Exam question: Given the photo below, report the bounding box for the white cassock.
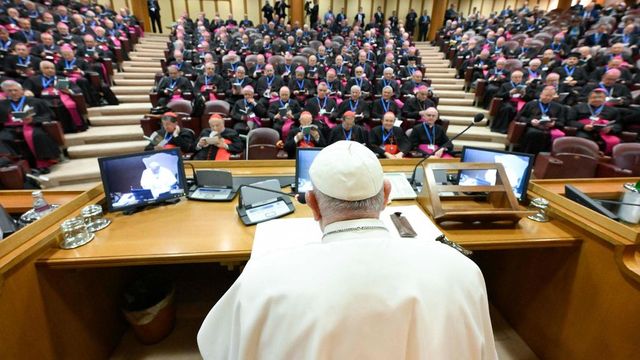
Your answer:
[139,166,177,198]
[198,219,498,360]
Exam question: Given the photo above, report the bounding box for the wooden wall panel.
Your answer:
[159,1,174,23]
[186,0,200,16]
[548,0,559,10]
[216,1,231,18]
[397,0,411,28]
[386,0,398,18]
[172,0,187,19]
[111,0,127,11]
[482,0,494,15]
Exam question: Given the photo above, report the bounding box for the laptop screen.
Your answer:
[295,148,322,192]
[459,146,534,202]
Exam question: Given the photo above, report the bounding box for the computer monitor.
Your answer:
[98,148,187,213]
[295,148,322,192]
[459,146,535,202]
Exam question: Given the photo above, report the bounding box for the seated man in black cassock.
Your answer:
[193,62,226,102]
[268,86,301,139]
[192,114,244,160]
[230,86,266,134]
[400,70,427,98]
[328,111,368,145]
[409,108,453,158]
[374,67,400,97]
[24,61,86,133]
[369,111,411,159]
[517,86,566,155]
[287,66,315,106]
[371,86,400,123]
[553,52,588,89]
[567,89,621,155]
[284,111,327,158]
[155,65,193,108]
[4,42,40,81]
[345,66,373,98]
[0,80,60,173]
[304,82,337,131]
[255,64,283,107]
[491,70,526,134]
[334,85,369,124]
[144,112,196,153]
[402,85,436,120]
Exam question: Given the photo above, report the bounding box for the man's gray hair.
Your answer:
[1,80,22,91]
[314,188,385,214]
[350,85,361,92]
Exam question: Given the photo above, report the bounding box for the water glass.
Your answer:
[81,204,110,232]
[60,217,94,249]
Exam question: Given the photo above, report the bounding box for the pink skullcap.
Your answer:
[343,111,356,118]
[228,50,236,55]
[592,88,607,94]
[60,44,73,51]
[242,85,254,92]
[416,85,428,92]
[295,66,305,72]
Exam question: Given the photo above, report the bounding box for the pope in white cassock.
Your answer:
[197,141,498,360]
[139,161,177,198]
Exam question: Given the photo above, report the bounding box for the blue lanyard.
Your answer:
[551,43,561,51]
[589,104,604,117]
[495,69,503,76]
[0,39,11,50]
[235,78,245,86]
[176,62,183,70]
[422,122,436,145]
[327,82,333,91]
[10,96,26,112]
[304,133,311,142]
[296,79,305,90]
[243,99,253,109]
[598,83,611,96]
[266,76,274,87]
[23,30,34,41]
[169,79,177,89]
[528,69,538,78]
[382,79,390,88]
[382,128,393,143]
[336,65,343,74]
[279,100,288,108]
[510,81,518,88]
[18,56,30,66]
[231,63,238,71]
[65,58,76,69]
[285,64,291,73]
[349,100,358,112]
[204,76,213,85]
[623,34,630,44]
[594,33,601,43]
[408,66,415,75]
[564,65,575,77]
[317,96,327,109]
[164,131,172,141]
[538,101,550,115]
[343,127,352,141]
[41,76,55,88]
[355,77,362,87]
[381,99,390,113]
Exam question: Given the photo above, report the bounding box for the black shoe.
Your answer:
[38,167,51,174]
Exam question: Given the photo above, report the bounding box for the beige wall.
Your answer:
[98,0,564,31]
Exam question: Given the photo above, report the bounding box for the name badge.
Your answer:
[263,89,271,98]
[605,97,612,102]
[541,115,550,122]
[427,144,436,151]
[565,76,573,82]
[319,108,326,115]
[589,115,599,122]
[512,93,521,98]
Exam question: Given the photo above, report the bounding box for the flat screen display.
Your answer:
[459,146,534,202]
[98,148,187,212]
[295,148,322,192]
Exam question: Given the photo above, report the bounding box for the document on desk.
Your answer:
[252,205,442,259]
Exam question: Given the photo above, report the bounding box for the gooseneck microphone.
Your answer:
[409,113,485,186]
[238,183,307,204]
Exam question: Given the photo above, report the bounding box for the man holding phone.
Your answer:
[193,114,244,160]
[517,86,566,154]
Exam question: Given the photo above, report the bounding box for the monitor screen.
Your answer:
[98,149,187,212]
[459,146,534,202]
[295,148,322,192]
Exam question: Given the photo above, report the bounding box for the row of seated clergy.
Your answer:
[227,82,435,135]
[284,109,452,159]
[171,47,425,85]
[0,80,61,172]
[22,61,87,133]
[490,68,635,134]
[516,87,623,155]
[1,40,117,108]
[158,61,432,109]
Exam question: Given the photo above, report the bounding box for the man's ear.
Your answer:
[306,191,322,222]
[382,179,392,208]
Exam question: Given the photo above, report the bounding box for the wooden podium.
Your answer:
[416,162,535,224]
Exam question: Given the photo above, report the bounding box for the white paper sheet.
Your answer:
[251,205,442,259]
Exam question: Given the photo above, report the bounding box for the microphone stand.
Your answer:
[409,120,479,187]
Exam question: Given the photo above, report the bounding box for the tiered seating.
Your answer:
[0,1,146,188]
[436,3,640,178]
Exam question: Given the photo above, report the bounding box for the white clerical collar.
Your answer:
[322,218,388,242]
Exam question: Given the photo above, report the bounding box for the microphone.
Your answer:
[409,113,485,187]
[238,183,307,204]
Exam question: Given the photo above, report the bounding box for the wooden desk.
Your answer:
[1,162,639,360]
[37,161,580,269]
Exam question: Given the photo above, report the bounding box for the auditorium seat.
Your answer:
[246,128,287,160]
[533,137,602,179]
[201,100,231,130]
[597,143,640,177]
